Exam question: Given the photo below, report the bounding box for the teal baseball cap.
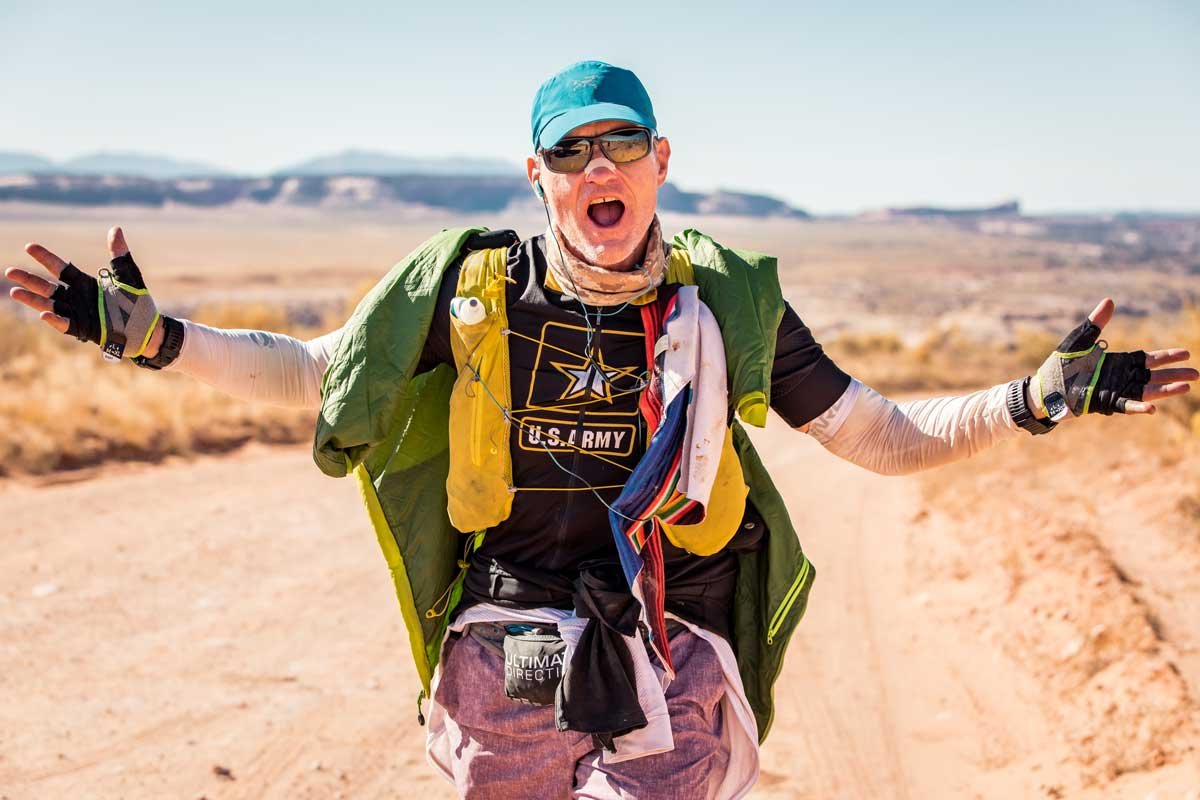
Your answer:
[530,60,657,150]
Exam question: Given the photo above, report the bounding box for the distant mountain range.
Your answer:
[0,149,811,218]
[279,149,516,177]
[0,149,517,179]
[0,152,58,174]
[0,151,230,179]
[882,200,1021,219]
[0,172,812,218]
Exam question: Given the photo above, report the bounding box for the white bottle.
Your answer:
[450,296,486,325]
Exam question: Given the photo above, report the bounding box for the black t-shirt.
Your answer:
[416,234,850,636]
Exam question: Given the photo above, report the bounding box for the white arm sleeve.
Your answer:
[806,378,1020,476]
[163,320,344,410]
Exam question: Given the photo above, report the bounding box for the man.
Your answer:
[6,61,1196,799]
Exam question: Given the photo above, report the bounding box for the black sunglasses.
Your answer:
[538,127,654,174]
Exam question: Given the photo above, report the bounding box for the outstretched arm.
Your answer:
[7,226,342,410]
[804,299,1196,476]
[806,379,1018,475]
[165,321,341,409]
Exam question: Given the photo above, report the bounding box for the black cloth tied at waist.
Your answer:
[554,560,646,751]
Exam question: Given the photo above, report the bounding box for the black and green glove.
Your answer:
[1035,319,1153,419]
[51,253,161,361]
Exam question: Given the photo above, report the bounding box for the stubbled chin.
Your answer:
[576,234,637,267]
[557,212,640,267]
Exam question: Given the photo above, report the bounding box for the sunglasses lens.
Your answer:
[545,139,592,172]
[600,129,651,164]
[543,128,652,173]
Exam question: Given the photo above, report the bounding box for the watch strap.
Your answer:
[133,315,185,371]
[1007,376,1057,435]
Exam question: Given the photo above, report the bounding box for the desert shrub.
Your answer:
[831,330,904,358]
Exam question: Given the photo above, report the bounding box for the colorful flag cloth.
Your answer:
[609,285,728,678]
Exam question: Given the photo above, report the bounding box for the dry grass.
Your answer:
[827,325,1056,393]
[0,306,327,477]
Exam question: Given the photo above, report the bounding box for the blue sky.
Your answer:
[1,1,1196,213]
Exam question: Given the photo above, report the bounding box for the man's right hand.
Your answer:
[6,226,165,359]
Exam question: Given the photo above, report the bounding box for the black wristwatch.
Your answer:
[1006,376,1057,435]
[133,315,185,371]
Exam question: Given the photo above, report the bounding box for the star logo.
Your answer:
[550,355,640,404]
[524,321,645,416]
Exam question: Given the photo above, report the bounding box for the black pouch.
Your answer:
[503,627,567,706]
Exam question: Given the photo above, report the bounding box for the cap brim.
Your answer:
[536,103,655,150]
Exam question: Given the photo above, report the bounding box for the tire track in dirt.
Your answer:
[843,499,912,799]
[747,423,932,800]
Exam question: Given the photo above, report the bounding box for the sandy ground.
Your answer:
[2,415,1197,800]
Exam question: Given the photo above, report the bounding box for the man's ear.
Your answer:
[526,155,542,198]
[654,136,671,187]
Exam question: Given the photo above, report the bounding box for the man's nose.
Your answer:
[583,149,618,182]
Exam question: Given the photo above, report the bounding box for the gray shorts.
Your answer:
[431,624,729,799]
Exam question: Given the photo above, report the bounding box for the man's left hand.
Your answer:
[1032,298,1197,419]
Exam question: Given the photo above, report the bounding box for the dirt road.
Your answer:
[2,420,1196,798]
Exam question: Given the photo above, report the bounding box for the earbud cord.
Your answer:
[538,184,652,393]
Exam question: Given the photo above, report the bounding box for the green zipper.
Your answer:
[766,557,812,645]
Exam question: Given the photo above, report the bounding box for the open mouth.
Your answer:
[587,197,626,228]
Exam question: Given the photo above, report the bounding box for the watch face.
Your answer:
[1044,391,1069,422]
